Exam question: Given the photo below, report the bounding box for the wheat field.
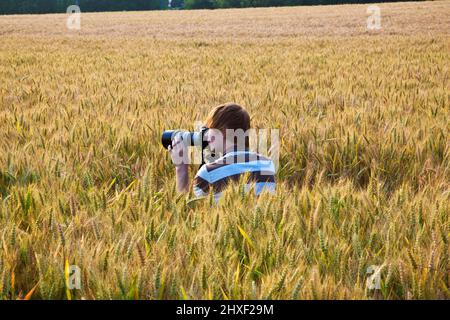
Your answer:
[0,1,449,300]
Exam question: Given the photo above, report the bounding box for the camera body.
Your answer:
[161,127,209,150]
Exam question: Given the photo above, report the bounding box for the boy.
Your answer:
[168,103,276,201]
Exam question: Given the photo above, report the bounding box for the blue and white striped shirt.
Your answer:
[193,150,276,201]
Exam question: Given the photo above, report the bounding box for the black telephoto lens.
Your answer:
[161,127,209,150]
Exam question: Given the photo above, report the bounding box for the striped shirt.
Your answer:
[193,150,276,201]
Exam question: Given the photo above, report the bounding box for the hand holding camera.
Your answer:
[167,133,189,168]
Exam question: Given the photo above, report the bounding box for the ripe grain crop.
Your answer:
[0,1,449,299]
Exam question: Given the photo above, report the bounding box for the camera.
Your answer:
[161,127,209,150]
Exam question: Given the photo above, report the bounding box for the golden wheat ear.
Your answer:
[22,282,40,301]
[186,196,207,208]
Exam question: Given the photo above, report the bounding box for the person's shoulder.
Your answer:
[251,152,276,174]
[243,151,272,164]
[203,154,230,172]
[253,152,271,162]
[195,164,211,181]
